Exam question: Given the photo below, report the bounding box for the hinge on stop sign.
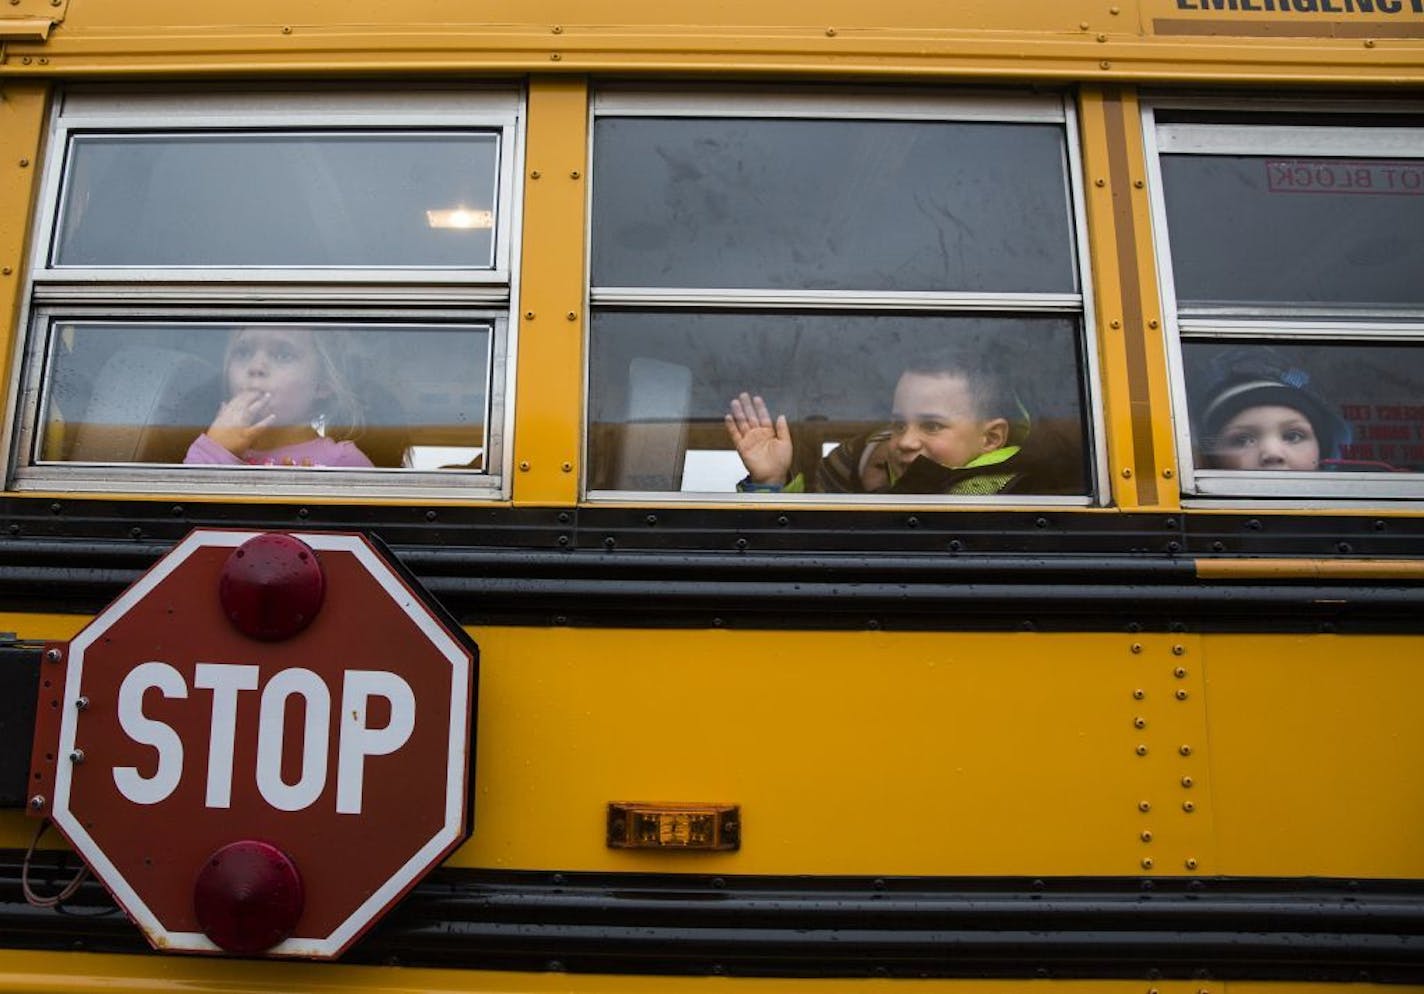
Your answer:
[27,641,69,819]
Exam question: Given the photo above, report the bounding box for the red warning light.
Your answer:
[193,840,305,955]
[218,533,325,641]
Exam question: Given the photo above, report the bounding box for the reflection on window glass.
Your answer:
[588,312,1088,495]
[1184,341,1424,474]
[39,322,490,470]
[1161,155,1424,307]
[55,133,500,268]
[591,118,1077,293]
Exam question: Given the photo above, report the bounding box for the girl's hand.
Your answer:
[205,389,276,455]
[724,392,793,485]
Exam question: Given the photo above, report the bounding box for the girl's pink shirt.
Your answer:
[184,432,374,468]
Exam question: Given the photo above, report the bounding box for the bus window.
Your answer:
[35,320,490,471]
[585,90,1097,501]
[9,90,517,496]
[1149,105,1424,500]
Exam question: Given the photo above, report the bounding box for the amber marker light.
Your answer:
[425,207,494,229]
[607,803,740,851]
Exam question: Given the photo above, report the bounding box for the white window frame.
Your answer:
[584,87,1106,505]
[1143,99,1424,503]
[5,87,524,498]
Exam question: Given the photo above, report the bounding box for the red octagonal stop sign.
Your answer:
[38,529,477,958]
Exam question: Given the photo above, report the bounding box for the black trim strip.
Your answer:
[4,858,1422,982]
[3,504,1424,630]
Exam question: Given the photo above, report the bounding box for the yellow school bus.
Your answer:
[0,0,1422,992]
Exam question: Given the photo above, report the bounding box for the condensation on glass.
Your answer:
[587,95,1093,499]
[592,118,1078,294]
[1152,107,1424,497]
[53,132,501,269]
[37,322,490,471]
[1161,155,1424,308]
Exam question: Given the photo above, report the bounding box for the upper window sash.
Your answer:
[31,90,520,286]
[588,94,1080,298]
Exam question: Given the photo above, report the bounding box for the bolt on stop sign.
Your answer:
[29,530,477,959]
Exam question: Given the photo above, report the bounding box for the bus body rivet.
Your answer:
[1183,801,1196,812]
[45,648,62,663]
[1162,468,1174,478]
[1133,689,1145,700]
[1176,689,1189,701]
[1175,666,1187,678]
[1141,831,1152,842]
[29,795,45,810]
[70,749,85,764]
[19,158,29,167]
[281,25,291,33]
[1138,801,1151,812]
[1186,858,1199,870]
[1,267,11,275]
[1110,319,1121,328]
[1110,5,1121,13]
[1134,717,1146,728]
[1364,38,1375,47]
[1180,744,1192,756]
[1079,21,1089,29]
[1149,319,1159,328]
[1097,32,1107,41]
[1095,178,1106,187]
[1135,744,1148,756]
[1141,857,1153,869]
[75,696,89,710]
[1121,467,1132,478]
[524,311,535,320]
[570,170,580,179]
[519,461,531,471]
[1172,645,1185,655]
[1134,179,1144,188]
[566,311,577,320]
[1100,60,1111,69]
[1181,776,1193,788]
[1130,643,1141,653]
[552,24,562,33]
[562,462,573,472]
[550,52,562,61]
[826,27,837,36]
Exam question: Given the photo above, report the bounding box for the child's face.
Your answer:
[1210,404,1320,471]
[225,328,328,426]
[889,371,1008,473]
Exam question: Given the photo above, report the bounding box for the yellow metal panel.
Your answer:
[448,627,1216,876]
[1078,86,1178,511]
[0,1,1419,82]
[1078,87,1141,509]
[0,951,1333,994]
[0,85,46,413]
[1204,633,1424,878]
[1198,558,1424,580]
[512,76,585,506]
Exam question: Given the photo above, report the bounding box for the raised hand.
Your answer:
[724,392,793,486]
[205,389,277,455]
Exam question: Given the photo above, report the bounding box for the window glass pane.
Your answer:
[1161,154,1424,307]
[588,311,1088,495]
[591,118,1077,293]
[1182,340,1424,474]
[38,321,490,469]
[54,133,500,268]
